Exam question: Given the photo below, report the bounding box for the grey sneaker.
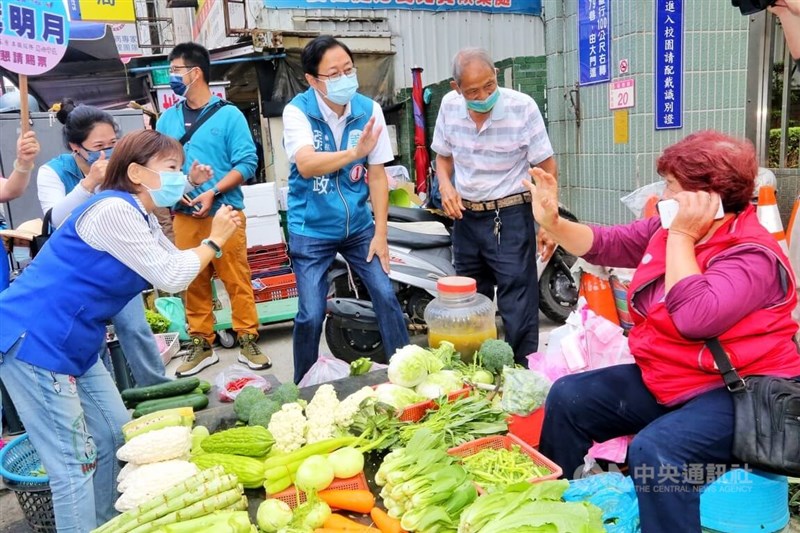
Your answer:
[176,336,219,377]
[237,333,271,370]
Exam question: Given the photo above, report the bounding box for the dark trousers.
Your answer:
[452,203,539,364]
[539,364,737,532]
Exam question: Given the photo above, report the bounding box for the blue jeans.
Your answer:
[452,203,539,364]
[539,364,737,532]
[110,296,169,387]
[0,339,129,532]
[289,227,409,384]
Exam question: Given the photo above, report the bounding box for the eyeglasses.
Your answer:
[317,67,357,83]
[168,65,195,74]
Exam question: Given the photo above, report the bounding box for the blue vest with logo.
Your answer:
[45,153,83,194]
[0,191,150,376]
[287,88,374,240]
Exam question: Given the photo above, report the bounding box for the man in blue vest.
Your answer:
[283,35,409,383]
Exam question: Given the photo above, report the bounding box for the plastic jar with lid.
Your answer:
[424,276,497,363]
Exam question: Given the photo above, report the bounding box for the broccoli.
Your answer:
[233,386,267,422]
[271,382,300,405]
[477,339,515,376]
[248,397,281,428]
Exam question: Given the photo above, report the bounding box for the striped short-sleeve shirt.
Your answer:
[431,88,554,202]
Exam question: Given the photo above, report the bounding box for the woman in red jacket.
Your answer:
[526,130,800,532]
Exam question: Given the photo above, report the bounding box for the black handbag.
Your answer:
[706,337,800,476]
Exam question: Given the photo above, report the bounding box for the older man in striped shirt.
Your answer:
[432,47,558,364]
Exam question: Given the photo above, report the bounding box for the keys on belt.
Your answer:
[461,192,532,212]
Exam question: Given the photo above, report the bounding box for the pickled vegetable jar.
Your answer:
[425,276,497,363]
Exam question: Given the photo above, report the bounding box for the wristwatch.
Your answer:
[211,186,222,197]
[201,238,223,258]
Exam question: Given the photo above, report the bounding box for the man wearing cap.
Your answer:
[432,47,557,364]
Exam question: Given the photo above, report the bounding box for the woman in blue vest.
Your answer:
[0,129,241,532]
[37,99,170,387]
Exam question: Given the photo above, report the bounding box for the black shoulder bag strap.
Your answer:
[31,208,53,259]
[178,100,228,146]
[706,337,747,393]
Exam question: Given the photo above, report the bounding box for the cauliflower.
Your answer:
[334,386,377,428]
[305,385,340,443]
[268,403,308,453]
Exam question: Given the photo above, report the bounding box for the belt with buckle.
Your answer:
[462,192,532,212]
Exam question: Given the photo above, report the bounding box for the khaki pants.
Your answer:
[173,212,258,344]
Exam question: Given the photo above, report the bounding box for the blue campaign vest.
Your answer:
[286,88,374,240]
[0,191,150,376]
[45,154,83,194]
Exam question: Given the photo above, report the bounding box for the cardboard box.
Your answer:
[245,214,283,247]
[243,182,278,218]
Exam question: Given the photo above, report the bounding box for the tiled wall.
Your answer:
[543,0,751,225]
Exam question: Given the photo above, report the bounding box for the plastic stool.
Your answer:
[700,468,789,533]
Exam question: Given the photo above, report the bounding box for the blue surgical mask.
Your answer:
[169,68,196,97]
[12,245,30,264]
[324,74,359,106]
[82,146,114,165]
[465,89,500,114]
[143,169,188,208]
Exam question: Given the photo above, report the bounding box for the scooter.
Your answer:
[324,205,579,362]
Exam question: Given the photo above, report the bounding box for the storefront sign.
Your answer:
[155,83,228,112]
[578,0,611,86]
[111,23,142,62]
[0,0,70,75]
[655,0,683,130]
[264,0,541,15]
[609,78,634,110]
[67,0,136,23]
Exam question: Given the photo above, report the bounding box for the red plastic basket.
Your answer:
[507,407,545,448]
[248,243,288,256]
[448,434,561,492]
[268,472,369,509]
[372,384,472,422]
[253,273,298,303]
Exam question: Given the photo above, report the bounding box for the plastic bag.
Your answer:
[500,368,551,416]
[214,365,272,402]
[563,473,640,533]
[298,353,351,388]
[620,181,665,219]
[154,297,190,341]
[528,298,634,382]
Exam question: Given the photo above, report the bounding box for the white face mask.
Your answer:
[12,245,30,263]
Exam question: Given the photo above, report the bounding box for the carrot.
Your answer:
[317,489,375,514]
[370,507,405,533]
[324,514,371,530]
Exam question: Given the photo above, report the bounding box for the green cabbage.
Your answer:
[375,383,426,409]
[415,370,464,399]
[388,345,431,387]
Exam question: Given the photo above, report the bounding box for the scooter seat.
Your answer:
[387,226,451,249]
[388,205,449,224]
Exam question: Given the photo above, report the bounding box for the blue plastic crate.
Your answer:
[700,468,789,533]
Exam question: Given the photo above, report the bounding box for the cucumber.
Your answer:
[198,380,211,394]
[121,377,201,403]
[132,393,209,418]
